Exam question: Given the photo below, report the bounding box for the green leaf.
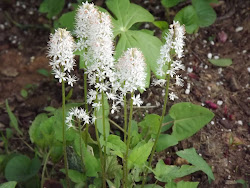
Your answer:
[0,181,17,188]
[106,155,122,181]
[236,179,248,188]
[153,21,169,31]
[106,135,126,158]
[54,11,76,32]
[174,6,199,34]
[154,160,200,182]
[170,102,214,141]
[29,113,48,143]
[176,181,199,188]
[39,0,65,19]
[161,114,174,132]
[74,135,101,177]
[5,100,22,136]
[37,68,49,77]
[176,148,215,180]
[106,0,162,87]
[106,0,154,36]
[29,115,55,148]
[156,134,178,152]
[139,114,160,140]
[192,0,216,27]
[50,142,63,163]
[65,88,73,101]
[68,169,86,184]
[208,58,233,67]
[161,0,185,8]
[135,185,162,188]
[5,155,41,182]
[20,89,28,98]
[128,140,154,168]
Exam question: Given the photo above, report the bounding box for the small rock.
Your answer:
[235,26,243,32]
[207,53,212,59]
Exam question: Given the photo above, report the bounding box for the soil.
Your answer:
[0,0,249,187]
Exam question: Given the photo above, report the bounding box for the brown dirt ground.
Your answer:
[0,0,249,187]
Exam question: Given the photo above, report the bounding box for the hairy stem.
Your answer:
[141,65,171,187]
[62,80,70,187]
[101,91,107,187]
[124,92,134,187]
[94,109,106,188]
[84,73,89,146]
[122,95,128,187]
[78,120,84,170]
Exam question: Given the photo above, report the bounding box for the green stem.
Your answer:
[94,110,106,188]
[122,95,128,188]
[141,65,171,187]
[124,92,134,188]
[41,149,52,188]
[78,120,84,170]
[62,80,70,188]
[84,73,89,147]
[109,119,126,134]
[101,91,107,187]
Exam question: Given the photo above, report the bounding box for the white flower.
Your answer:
[48,28,77,86]
[132,94,143,107]
[115,48,147,93]
[93,102,102,111]
[65,107,90,129]
[175,75,184,87]
[54,69,66,83]
[169,92,178,101]
[67,74,78,87]
[151,79,166,87]
[153,21,185,101]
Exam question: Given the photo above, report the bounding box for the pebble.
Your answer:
[218,68,223,74]
[210,41,215,45]
[235,26,243,32]
[207,53,212,59]
[203,40,207,44]
[204,65,208,69]
[237,120,243,125]
[187,67,193,73]
[242,50,247,54]
[217,100,223,106]
[207,86,211,91]
[247,67,250,73]
[214,55,219,59]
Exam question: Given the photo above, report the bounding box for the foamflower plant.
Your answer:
[36,2,215,188]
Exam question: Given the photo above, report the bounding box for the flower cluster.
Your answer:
[75,2,115,108]
[48,28,77,86]
[155,21,186,100]
[110,48,147,109]
[66,107,90,129]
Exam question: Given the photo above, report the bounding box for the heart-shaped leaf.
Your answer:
[170,102,214,141]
